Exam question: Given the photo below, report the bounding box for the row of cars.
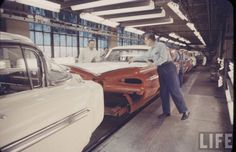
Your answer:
[0,32,196,152]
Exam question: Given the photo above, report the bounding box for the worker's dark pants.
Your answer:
[157,62,188,114]
[179,68,184,88]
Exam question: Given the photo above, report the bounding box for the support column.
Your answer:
[108,36,117,49]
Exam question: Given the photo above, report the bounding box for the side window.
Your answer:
[23,48,42,88]
[0,46,31,95]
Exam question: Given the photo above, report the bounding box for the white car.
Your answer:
[0,32,104,152]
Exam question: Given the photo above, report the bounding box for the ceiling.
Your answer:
[52,0,232,50]
[2,0,233,50]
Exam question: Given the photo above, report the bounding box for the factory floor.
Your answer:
[92,66,233,152]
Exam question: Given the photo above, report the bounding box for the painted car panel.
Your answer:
[66,46,160,116]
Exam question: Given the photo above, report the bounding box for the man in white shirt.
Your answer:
[78,39,101,62]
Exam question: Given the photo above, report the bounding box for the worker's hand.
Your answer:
[145,59,154,66]
[128,57,134,64]
[146,61,154,66]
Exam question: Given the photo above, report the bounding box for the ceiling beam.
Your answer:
[62,0,96,8]
[81,0,151,13]
[150,29,222,33]
[120,17,174,27]
[100,8,162,19]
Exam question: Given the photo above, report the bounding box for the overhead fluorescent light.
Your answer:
[168,40,174,43]
[186,22,197,31]
[128,18,174,27]
[187,22,206,46]
[174,41,179,45]
[71,0,135,11]
[9,0,60,12]
[198,35,206,46]
[124,27,145,35]
[167,1,188,21]
[159,37,169,42]
[169,32,191,44]
[155,35,159,39]
[194,31,200,36]
[92,0,155,16]
[178,37,186,42]
[169,32,179,39]
[80,13,119,27]
[185,40,191,44]
[179,43,186,46]
[111,9,165,22]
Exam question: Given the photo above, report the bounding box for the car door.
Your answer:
[0,44,98,152]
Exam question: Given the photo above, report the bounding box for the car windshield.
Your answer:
[45,57,72,85]
[105,49,148,62]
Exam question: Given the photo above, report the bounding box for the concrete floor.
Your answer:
[92,66,233,152]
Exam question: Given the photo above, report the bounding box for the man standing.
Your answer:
[78,39,101,62]
[130,33,190,120]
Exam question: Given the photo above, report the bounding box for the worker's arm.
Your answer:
[78,49,84,63]
[129,51,150,63]
[92,51,101,62]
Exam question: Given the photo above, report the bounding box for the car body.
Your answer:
[0,32,104,152]
[170,48,194,73]
[63,45,160,116]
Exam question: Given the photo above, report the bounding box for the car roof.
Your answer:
[0,32,34,45]
[105,45,150,58]
[111,45,150,50]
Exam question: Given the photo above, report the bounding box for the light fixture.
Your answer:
[159,37,169,42]
[169,32,191,44]
[92,0,155,16]
[185,40,191,44]
[9,0,61,12]
[167,1,188,21]
[110,9,165,22]
[174,41,179,45]
[124,27,145,35]
[194,31,200,36]
[168,39,174,43]
[71,0,136,11]
[187,22,206,46]
[198,35,206,46]
[169,32,179,39]
[80,13,119,27]
[178,37,185,42]
[127,18,174,27]
[186,22,197,31]
[155,35,159,39]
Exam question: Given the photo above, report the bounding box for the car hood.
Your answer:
[72,62,148,75]
[0,77,101,148]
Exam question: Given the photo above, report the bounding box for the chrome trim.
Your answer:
[140,67,157,73]
[147,75,159,81]
[1,108,90,152]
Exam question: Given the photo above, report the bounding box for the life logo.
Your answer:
[199,132,233,150]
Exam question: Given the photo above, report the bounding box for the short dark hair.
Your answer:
[143,32,156,41]
[88,39,95,43]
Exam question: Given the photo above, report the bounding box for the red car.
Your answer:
[169,48,194,73]
[67,45,160,116]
